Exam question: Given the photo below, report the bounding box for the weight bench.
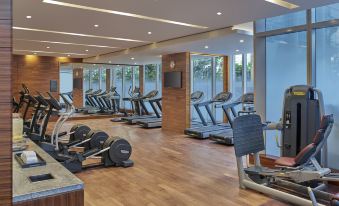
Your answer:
[233,114,339,206]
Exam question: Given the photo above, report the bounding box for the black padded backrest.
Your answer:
[143,90,159,99]
[242,93,254,103]
[212,91,232,102]
[233,114,265,157]
[191,91,204,103]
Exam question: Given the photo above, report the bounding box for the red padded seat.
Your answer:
[275,144,316,167]
[274,157,296,167]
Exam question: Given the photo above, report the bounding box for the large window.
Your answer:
[90,68,100,91]
[100,68,106,91]
[83,68,90,93]
[191,56,213,123]
[123,66,133,109]
[255,2,339,169]
[215,57,224,122]
[232,54,243,99]
[265,32,307,156]
[191,55,226,123]
[134,67,140,91]
[59,65,73,103]
[314,3,339,22]
[230,53,254,101]
[110,65,141,109]
[144,64,158,94]
[315,26,339,169]
[112,66,123,107]
[245,53,254,93]
[256,11,306,32]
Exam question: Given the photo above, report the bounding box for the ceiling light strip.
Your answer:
[42,0,208,29]
[265,0,299,9]
[13,27,147,43]
[14,38,119,49]
[13,49,88,56]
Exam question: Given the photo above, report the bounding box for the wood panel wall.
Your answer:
[139,65,144,94]
[223,56,229,92]
[14,190,84,206]
[106,69,111,89]
[73,68,83,108]
[12,55,82,100]
[161,52,190,133]
[0,0,12,205]
[223,56,230,122]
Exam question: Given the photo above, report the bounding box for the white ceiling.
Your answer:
[86,28,254,65]
[13,0,338,62]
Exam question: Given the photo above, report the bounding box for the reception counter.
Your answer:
[13,139,84,206]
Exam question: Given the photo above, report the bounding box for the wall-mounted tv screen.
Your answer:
[73,78,83,90]
[164,71,182,88]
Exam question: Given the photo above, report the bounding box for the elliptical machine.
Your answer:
[39,93,134,173]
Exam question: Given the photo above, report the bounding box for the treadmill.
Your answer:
[184,91,233,139]
[137,97,162,128]
[121,90,159,124]
[209,93,255,145]
[190,91,205,128]
[138,91,205,129]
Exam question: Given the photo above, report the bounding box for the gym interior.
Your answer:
[1,0,339,205]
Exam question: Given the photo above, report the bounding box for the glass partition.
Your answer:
[315,26,339,168]
[123,66,133,109]
[215,57,224,122]
[314,3,339,22]
[59,64,73,103]
[232,54,243,100]
[134,66,140,90]
[100,68,106,91]
[255,2,339,169]
[144,64,158,94]
[266,32,307,156]
[83,68,90,93]
[90,68,100,91]
[256,11,306,32]
[191,55,213,123]
[245,53,254,93]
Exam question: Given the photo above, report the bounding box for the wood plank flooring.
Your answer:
[49,118,288,206]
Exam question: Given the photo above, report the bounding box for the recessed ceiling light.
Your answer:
[13,49,87,56]
[108,61,112,63]
[26,16,32,19]
[46,46,50,48]
[240,39,244,43]
[265,0,299,9]
[13,27,148,43]
[134,63,137,65]
[33,52,37,55]
[148,31,152,35]
[42,0,208,29]
[131,57,135,60]
[204,45,209,49]
[236,49,239,52]
[94,24,99,27]
[14,38,119,49]
[217,12,222,16]
[67,54,71,57]
[85,49,89,51]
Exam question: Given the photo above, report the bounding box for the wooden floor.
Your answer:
[53,118,288,206]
